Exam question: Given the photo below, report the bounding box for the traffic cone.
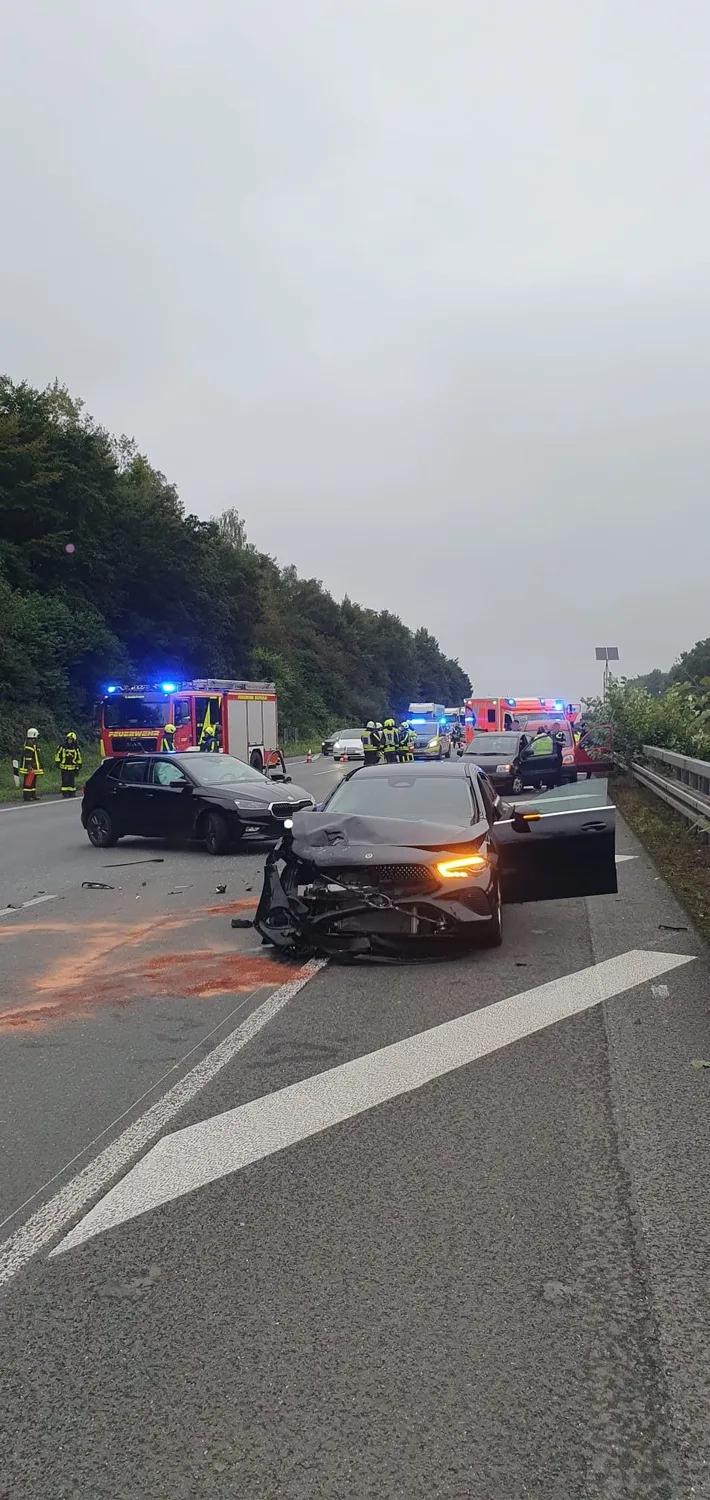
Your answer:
[306,749,313,763]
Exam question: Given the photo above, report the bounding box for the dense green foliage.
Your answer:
[585,658,710,766]
[0,377,469,753]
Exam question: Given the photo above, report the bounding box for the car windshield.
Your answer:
[337,730,364,742]
[104,696,166,729]
[465,734,520,754]
[325,773,474,824]
[184,755,267,786]
[410,721,441,735]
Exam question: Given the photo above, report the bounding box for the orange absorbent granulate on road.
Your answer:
[0,916,296,1033]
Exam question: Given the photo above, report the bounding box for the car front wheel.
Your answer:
[478,880,503,947]
[511,774,524,795]
[86,808,119,848]
[204,810,231,855]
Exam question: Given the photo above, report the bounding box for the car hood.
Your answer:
[289,810,481,861]
[203,779,313,808]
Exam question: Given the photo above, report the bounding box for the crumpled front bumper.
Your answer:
[253,844,495,957]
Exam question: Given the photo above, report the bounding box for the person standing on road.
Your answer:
[527,725,554,757]
[159,721,176,753]
[382,717,398,764]
[398,721,413,762]
[361,722,380,766]
[374,721,385,758]
[553,728,566,786]
[450,721,464,755]
[54,731,83,798]
[19,728,43,802]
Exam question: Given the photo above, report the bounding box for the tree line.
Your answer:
[0,377,470,752]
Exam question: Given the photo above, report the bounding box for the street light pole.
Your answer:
[595,646,619,699]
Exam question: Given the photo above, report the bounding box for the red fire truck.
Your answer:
[98,679,284,772]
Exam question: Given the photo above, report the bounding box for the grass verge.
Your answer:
[609,772,710,945]
[0,748,101,804]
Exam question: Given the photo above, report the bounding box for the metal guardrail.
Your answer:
[631,744,710,838]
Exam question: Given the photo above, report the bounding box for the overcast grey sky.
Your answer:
[2,0,709,697]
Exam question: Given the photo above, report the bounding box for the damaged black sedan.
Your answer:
[254,763,617,958]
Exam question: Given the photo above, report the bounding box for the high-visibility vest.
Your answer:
[530,734,554,756]
[160,725,176,752]
[55,743,82,770]
[383,726,397,753]
[361,729,378,753]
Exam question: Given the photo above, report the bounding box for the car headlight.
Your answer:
[234,799,259,809]
[436,853,489,879]
[496,763,512,773]
[428,738,439,748]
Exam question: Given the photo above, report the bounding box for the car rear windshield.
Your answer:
[185,755,267,786]
[465,734,519,754]
[325,774,475,824]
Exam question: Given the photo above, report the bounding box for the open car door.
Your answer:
[575,724,614,775]
[491,780,617,904]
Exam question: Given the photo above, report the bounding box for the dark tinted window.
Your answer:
[121,758,148,784]
[477,773,498,824]
[104,759,122,780]
[173,699,191,727]
[104,697,165,729]
[465,734,520,756]
[150,759,188,787]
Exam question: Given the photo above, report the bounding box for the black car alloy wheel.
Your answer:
[204,810,231,855]
[86,807,118,848]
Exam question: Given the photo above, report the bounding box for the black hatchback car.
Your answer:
[81,752,315,855]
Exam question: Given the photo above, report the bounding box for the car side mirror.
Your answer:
[511,807,540,833]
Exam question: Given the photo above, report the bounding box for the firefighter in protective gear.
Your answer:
[160,722,176,753]
[398,722,414,762]
[382,718,398,764]
[199,706,219,752]
[20,729,43,802]
[361,721,380,766]
[55,732,82,798]
[374,722,385,757]
[451,721,464,754]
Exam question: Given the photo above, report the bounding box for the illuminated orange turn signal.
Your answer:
[436,853,489,879]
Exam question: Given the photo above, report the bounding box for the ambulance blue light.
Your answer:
[161,682,177,694]
[106,684,118,694]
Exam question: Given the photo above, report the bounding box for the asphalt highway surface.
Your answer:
[1,755,709,1499]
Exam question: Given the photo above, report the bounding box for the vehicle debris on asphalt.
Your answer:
[81,881,114,890]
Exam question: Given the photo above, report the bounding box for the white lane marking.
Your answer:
[0,894,58,920]
[53,949,693,1255]
[0,959,326,1287]
[0,799,74,815]
[312,767,355,776]
[615,854,638,864]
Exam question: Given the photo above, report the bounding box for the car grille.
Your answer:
[270,798,313,818]
[110,735,158,753]
[329,863,437,894]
